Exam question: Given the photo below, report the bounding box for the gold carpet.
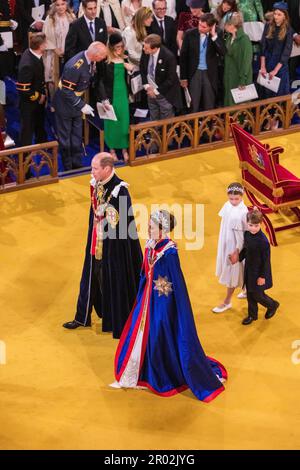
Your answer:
[1,135,300,450]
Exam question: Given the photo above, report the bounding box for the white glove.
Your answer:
[10,20,18,31]
[81,104,95,117]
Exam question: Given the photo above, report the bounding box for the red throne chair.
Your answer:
[231,123,300,246]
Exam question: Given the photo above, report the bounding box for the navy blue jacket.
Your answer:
[53,51,92,117]
[239,230,273,292]
[16,49,45,103]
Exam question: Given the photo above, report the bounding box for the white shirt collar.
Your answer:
[90,169,115,188]
[154,14,165,24]
[84,15,95,28]
[29,49,43,59]
[151,48,160,61]
[100,168,115,185]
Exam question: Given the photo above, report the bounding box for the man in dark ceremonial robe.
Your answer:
[63,153,143,339]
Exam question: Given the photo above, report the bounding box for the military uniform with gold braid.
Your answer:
[16,47,47,146]
[52,50,94,170]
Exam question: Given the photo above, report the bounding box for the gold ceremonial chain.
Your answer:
[91,183,113,220]
[91,182,114,260]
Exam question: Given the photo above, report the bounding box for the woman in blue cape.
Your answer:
[111,210,227,402]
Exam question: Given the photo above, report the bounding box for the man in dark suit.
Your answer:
[64,0,107,62]
[180,12,226,112]
[16,0,51,49]
[140,34,182,121]
[16,32,47,146]
[147,0,178,59]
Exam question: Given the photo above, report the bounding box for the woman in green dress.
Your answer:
[98,33,134,162]
[223,12,253,106]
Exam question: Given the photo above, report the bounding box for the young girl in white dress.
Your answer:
[212,182,248,313]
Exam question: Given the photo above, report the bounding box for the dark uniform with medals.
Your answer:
[64,170,143,339]
[16,48,47,146]
[53,51,94,171]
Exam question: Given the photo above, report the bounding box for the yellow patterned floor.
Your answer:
[1,134,300,450]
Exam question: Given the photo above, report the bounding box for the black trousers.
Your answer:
[75,257,102,325]
[19,100,47,146]
[247,290,278,319]
[55,110,83,170]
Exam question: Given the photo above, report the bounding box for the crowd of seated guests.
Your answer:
[0,0,299,166]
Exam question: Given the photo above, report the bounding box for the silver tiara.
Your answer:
[150,210,170,231]
[227,186,244,194]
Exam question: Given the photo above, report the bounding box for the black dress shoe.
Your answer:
[242,316,257,325]
[62,320,91,329]
[265,301,280,319]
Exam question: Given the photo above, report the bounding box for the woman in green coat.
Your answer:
[223,12,253,106]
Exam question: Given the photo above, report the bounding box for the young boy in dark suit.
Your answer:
[230,209,280,325]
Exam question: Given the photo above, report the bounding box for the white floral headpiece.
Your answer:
[150,210,170,232]
[227,186,244,194]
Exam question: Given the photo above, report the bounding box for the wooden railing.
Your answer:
[0,141,59,193]
[1,95,300,193]
[128,95,300,166]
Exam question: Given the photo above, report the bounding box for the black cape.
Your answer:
[75,173,143,338]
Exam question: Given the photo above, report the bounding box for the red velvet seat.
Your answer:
[231,124,300,245]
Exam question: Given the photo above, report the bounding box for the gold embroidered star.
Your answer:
[153,275,173,297]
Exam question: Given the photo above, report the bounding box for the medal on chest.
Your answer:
[91,182,115,260]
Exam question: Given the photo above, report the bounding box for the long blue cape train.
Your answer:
[115,238,227,402]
